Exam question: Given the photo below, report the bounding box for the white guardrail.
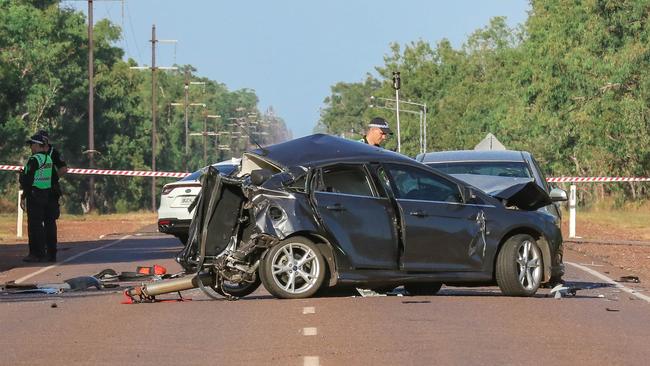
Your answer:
[3,165,650,239]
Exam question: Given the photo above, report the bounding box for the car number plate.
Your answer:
[180,197,194,206]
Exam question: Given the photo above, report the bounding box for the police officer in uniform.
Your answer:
[37,130,66,262]
[20,134,55,262]
[358,117,392,147]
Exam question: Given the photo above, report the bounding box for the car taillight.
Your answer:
[158,219,171,225]
[161,183,201,195]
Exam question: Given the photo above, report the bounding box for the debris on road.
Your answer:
[64,276,103,291]
[355,288,386,297]
[548,284,579,299]
[616,275,640,284]
[605,307,620,312]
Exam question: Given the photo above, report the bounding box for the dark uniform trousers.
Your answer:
[27,189,57,259]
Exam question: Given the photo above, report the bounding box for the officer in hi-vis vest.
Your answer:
[20,133,55,263]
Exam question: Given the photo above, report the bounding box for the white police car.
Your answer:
[157,158,240,243]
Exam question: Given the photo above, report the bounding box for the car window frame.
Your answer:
[311,163,381,199]
[381,162,465,204]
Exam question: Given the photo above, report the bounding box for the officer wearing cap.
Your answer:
[19,134,55,262]
[37,130,66,262]
[358,117,392,147]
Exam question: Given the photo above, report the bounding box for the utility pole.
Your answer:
[130,25,177,212]
[87,0,95,212]
[151,25,158,212]
[189,114,220,166]
[171,66,205,171]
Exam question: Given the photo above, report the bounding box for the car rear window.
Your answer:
[427,161,532,178]
[179,164,236,182]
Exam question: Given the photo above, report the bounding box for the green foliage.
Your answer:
[0,2,290,213]
[319,1,650,203]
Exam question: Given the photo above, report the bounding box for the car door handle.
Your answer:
[409,210,429,217]
[325,204,346,211]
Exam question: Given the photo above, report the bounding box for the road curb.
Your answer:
[565,238,650,247]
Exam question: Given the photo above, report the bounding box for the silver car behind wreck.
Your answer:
[172,134,564,300]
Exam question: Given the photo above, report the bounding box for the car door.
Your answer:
[311,164,399,270]
[382,163,485,272]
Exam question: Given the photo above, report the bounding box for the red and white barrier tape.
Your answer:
[2,164,649,182]
[0,165,190,178]
[547,177,650,183]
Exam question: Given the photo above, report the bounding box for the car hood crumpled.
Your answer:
[451,174,552,211]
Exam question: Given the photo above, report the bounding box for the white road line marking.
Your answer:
[303,327,318,336]
[304,356,320,366]
[303,306,315,314]
[567,261,650,303]
[14,235,132,284]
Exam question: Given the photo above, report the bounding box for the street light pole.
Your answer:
[392,71,401,153]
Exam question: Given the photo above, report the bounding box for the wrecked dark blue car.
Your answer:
[178,134,564,299]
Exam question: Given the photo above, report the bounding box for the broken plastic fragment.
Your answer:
[616,276,640,284]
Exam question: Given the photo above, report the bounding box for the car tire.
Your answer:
[404,282,442,296]
[214,275,261,298]
[260,237,326,299]
[496,234,543,296]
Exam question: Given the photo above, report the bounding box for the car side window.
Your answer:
[316,165,375,197]
[385,164,462,203]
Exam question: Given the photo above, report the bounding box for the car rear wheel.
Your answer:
[214,275,261,298]
[260,237,326,299]
[404,282,442,296]
[496,234,543,296]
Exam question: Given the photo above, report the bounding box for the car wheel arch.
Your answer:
[493,228,552,283]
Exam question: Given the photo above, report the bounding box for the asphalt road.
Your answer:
[1,234,649,366]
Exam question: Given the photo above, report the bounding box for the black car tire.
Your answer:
[214,275,261,298]
[496,234,543,296]
[404,282,442,296]
[260,237,326,299]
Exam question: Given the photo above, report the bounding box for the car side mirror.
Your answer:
[463,187,478,204]
[549,187,568,202]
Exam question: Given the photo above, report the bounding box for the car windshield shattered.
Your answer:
[172,134,564,300]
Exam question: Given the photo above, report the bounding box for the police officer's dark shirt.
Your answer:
[47,145,66,196]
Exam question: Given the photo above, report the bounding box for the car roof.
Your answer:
[248,133,416,169]
[417,150,529,163]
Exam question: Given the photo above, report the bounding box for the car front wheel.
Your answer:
[260,237,326,299]
[496,234,543,296]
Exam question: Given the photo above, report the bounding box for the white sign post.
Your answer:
[17,190,23,238]
[569,184,577,238]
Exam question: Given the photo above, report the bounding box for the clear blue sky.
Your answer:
[63,0,530,138]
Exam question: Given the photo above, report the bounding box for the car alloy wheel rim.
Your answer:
[516,240,542,290]
[271,242,320,294]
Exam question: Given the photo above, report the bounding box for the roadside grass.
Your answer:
[567,200,650,231]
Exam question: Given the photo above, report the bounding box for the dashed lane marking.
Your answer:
[303,327,318,336]
[304,356,320,366]
[303,306,315,314]
[14,235,132,284]
[567,261,650,303]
